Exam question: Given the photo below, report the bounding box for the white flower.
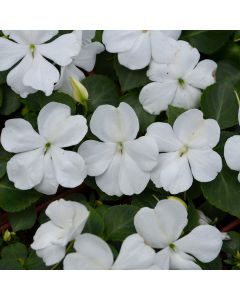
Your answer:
[31,199,89,266]
[78,102,159,196]
[63,233,155,270]
[134,199,223,270]
[55,30,104,97]
[0,30,80,97]
[139,41,217,115]
[102,30,181,70]
[0,102,87,195]
[147,109,222,194]
[224,106,240,177]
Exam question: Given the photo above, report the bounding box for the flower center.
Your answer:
[142,30,149,33]
[179,145,188,157]
[116,142,124,154]
[29,44,36,57]
[169,243,176,251]
[178,78,185,88]
[44,142,51,154]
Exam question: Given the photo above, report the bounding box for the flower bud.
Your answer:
[3,229,15,242]
[167,196,187,208]
[70,77,88,105]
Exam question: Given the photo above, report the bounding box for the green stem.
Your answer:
[234,89,240,106]
[51,240,74,270]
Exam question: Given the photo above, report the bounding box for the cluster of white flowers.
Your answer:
[31,198,222,270]
[0,30,236,270]
[0,101,224,195]
[0,30,104,98]
[103,30,217,115]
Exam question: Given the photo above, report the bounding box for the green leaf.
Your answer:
[201,165,240,218]
[184,200,200,232]
[81,75,119,112]
[214,131,236,156]
[104,205,138,241]
[83,209,104,237]
[24,250,48,270]
[182,30,233,54]
[200,256,223,270]
[131,189,160,208]
[114,59,149,92]
[0,71,8,84]
[0,258,22,270]
[216,60,240,84]
[0,146,11,179]
[9,206,37,231]
[167,105,186,126]
[25,91,76,114]
[0,86,3,108]
[0,84,21,115]
[201,82,238,129]
[0,177,41,212]
[1,242,27,260]
[222,231,240,254]
[120,90,155,132]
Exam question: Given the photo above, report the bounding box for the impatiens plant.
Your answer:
[0,30,240,270]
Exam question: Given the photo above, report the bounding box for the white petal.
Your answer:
[4,30,58,44]
[175,225,223,263]
[134,199,188,248]
[23,51,59,96]
[160,30,181,39]
[49,115,87,148]
[173,109,221,149]
[38,101,87,147]
[168,41,200,78]
[74,42,104,72]
[102,30,141,52]
[1,119,45,153]
[152,152,193,194]
[188,149,222,182]
[64,233,113,270]
[7,148,44,190]
[185,59,217,90]
[81,30,94,43]
[37,102,71,141]
[151,31,179,64]
[147,60,175,82]
[35,152,58,195]
[154,247,170,270]
[112,234,155,270]
[169,250,201,270]
[96,153,122,196]
[90,102,139,142]
[6,53,37,98]
[46,199,89,231]
[124,136,159,171]
[139,82,177,115]
[118,152,151,195]
[224,135,240,171]
[31,221,65,250]
[54,64,85,96]
[0,37,27,70]
[36,244,66,266]
[172,84,201,110]
[118,33,151,70]
[78,140,117,176]
[38,33,80,66]
[51,147,86,188]
[146,122,182,152]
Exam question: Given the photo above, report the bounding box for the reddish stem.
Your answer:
[221,219,240,232]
